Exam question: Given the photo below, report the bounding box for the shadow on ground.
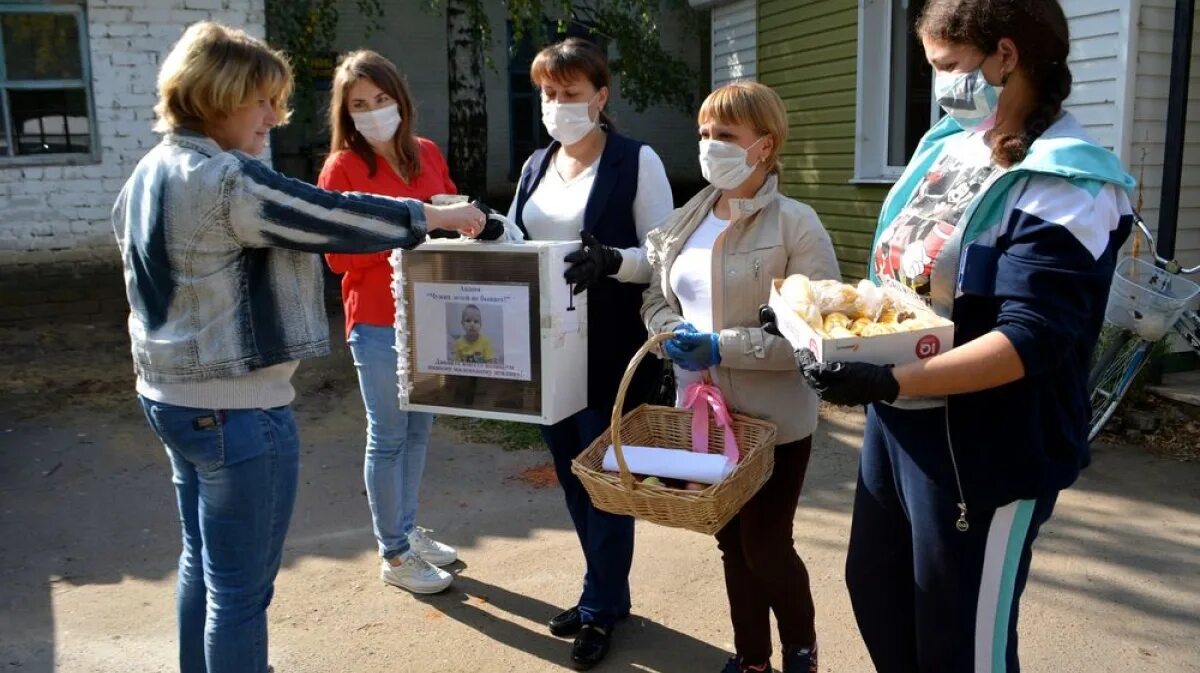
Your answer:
[2,312,1199,672]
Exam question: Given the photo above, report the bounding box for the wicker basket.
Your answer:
[571,333,778,535]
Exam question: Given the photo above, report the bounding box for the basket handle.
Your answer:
[610,332,675,489]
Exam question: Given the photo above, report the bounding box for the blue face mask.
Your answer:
[934,67,1003,130]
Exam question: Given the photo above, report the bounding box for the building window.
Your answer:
[506,24,550,181]
[711,0,756,87]
[0,3,98,164]
[854,0,937,182]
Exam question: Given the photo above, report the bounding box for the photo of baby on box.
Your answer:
[411,281,532,381]
[448,302,502,365]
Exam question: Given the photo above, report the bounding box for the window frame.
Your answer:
[505,21,550,182]
[853,0,938,184]
[0,2,100,167]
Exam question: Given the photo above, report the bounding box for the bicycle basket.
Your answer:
[1105,256,1200,341]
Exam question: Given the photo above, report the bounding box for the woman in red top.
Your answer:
[320,50,459,595]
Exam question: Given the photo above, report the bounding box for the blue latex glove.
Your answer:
[664,327,721,371]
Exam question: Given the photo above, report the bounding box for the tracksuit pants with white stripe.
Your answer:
[847,403,1058,673]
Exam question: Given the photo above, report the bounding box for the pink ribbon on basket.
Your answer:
[681,379,739,464]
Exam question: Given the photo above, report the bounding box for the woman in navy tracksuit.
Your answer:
[768,1,1135,671]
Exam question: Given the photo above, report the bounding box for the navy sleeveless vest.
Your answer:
[514,132,658,411]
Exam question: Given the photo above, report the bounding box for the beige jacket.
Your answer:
[641,175,841,443]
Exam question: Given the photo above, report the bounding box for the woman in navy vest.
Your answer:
[506,37,674,670]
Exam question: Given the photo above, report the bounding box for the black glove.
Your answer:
[759,305,900,405]
[427,199,507,240]
[794,348,900,407]
[471,199,507,241]
[563,230,622,295]
[758,304,782,337]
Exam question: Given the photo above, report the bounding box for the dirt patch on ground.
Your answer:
[511,463,558,489]
[1101,395,1200,462]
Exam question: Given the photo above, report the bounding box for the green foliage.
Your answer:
[437,416,544,451]
[423,0,704,113]
[264,0,386,122]
[570,0,701,113]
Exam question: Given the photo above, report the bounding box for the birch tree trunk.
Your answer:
[446,0,488,199]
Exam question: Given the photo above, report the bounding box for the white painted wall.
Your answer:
[712,0,756,86]
[1127,0,1200,279]
[1061,0,1127,153]
[0,0,266,269]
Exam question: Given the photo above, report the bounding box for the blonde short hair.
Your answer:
[698,81,788,175]
[154,21,293,133]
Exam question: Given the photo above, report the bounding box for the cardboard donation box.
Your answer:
[391,240,587,424]
[767,277,955,367]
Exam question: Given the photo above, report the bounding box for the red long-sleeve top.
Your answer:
[320,139,457,338]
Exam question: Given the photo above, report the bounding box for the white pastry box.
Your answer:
[767,279,955,367]
[390,239,587,424]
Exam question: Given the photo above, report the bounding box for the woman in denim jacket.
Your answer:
[111,22,482,673]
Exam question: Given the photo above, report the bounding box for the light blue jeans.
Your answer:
[348,324,435,559]
[140,396,299,673]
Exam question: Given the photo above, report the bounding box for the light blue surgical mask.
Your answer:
[934,67,1003,130]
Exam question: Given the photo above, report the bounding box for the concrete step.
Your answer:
[1147,370,1200,407]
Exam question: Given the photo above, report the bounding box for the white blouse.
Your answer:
[667,208,729,399]
[507,144,674,283]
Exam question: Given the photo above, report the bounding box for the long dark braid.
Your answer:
[918,0,1072,167]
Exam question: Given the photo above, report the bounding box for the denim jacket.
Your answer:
[112,131,429,384]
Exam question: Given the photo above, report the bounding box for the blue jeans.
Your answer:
[541,407,634,626]
[348,324,435,559]
[140,397,299,673]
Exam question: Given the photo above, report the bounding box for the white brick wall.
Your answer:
[0,0,265,269]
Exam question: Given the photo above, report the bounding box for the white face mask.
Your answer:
[699,136,765,190]
[541,93,599,146]
[351,104,401,143]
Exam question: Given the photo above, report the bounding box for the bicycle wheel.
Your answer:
[1088,336,1153,442]
[1088,327,1133,391]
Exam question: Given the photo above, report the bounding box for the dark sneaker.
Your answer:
[782,644,818,673]
[721,656,773,673]
[549,606,582,637]
[570,623,613,670]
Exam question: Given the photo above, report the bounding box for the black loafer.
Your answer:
[549,606,582,637]
[570,623,613,670]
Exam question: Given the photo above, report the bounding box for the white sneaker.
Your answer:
[380,552,452,594]
[408,527,458,567]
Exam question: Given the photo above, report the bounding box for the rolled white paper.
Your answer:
[602,445,735,485]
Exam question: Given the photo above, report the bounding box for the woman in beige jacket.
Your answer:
[641,82,839,673]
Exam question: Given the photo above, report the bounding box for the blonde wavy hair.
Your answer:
[153,21,293,133]
[698,81,788,175]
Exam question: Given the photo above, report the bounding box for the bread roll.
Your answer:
[780,274,815,310]
[797,302,824,333]
[812,280,859,316]
[823,312,852,333]
[828,325,856,339]
[861,322,899,336]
